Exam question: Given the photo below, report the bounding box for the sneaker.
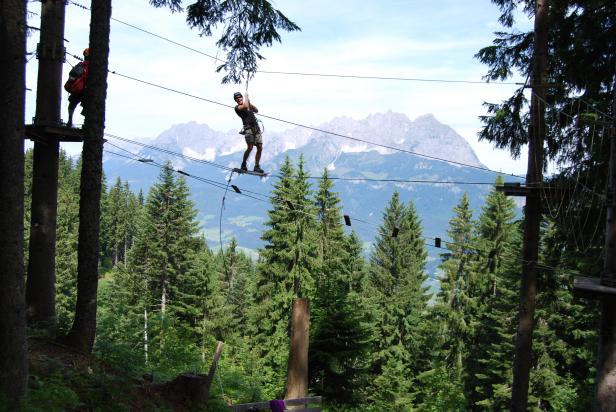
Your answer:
[253,165,264,174]
[240,163,248,171]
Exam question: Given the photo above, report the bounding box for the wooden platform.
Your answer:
[496,182,532,197]
[232,167,268,177]
[230,396,321,412]
[25,124,84,143]
[573,276,616,298]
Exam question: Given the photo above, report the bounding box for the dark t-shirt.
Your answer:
[235,105,258,127]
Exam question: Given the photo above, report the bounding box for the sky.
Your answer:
[25,0,533,175]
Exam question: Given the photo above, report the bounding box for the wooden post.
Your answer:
[163,341,224,405]
[25,0,66,328]
[285,298,310,401]
[596,75,616,411]
[511,0,549,409]
[204,341,224,401]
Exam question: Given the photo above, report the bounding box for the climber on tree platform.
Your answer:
[64,47,90,128]
[234,91,264,174]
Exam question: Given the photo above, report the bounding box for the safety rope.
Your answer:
[219,169,236,281]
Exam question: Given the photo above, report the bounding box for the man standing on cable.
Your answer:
[234,91,264,174]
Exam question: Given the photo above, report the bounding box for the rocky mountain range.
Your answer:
[103,111,508,283]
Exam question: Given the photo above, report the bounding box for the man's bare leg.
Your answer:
[255,144,262,166]
[242,143,254,170]
[253,144,264,173]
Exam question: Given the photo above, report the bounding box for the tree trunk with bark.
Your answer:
[64,0,112,353]
[511,0,549,409]
[0,0,29,406]
[25,0,67,330]
[285,298,310,401]
[595,80,616,411]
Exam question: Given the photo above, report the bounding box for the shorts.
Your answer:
[244,126,263,145]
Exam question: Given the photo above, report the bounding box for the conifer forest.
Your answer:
[2,0,616,411]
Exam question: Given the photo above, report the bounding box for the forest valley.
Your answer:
[15,150,600,411]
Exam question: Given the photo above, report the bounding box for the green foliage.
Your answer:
[220,238,255,336]
[367,191,431,407]
[150,0,300,83]
[434,193,475,378]
[100,178,141,269]
[247,156,319,397]
[476,3,610,407]
[22,373,81,412]
[310,169,375,407]
[414,365,467,411]
[465,182,520,408]
[55,153,81,331]
[30,146,600,410]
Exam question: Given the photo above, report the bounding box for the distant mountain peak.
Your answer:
[145,111,483,169]
[414,113,438,122]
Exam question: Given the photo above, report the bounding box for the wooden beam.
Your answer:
[574,276,616,298]
[25,124,84,143]
[496,183,533,197]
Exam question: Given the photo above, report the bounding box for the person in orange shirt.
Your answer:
[65,48,90,127]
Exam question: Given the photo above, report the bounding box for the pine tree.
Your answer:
[247,156,318,397]
[55,153,81,330]
[466,180,519,409]
[125,164,204,366]
[101,178,142,268]
[422,193,475,409]
[367,192,430,409]
[309,169,374,407]
[437,193,474,370]
[528,219,598,410]
[150,0,301,84]
[221,238,255,336]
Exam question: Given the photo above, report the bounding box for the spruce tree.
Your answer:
[310,169,374,407]
[367,192,430,409]
[529,220,598,410]
[424,193,475,409]
[55,153,81,330]
[466,180,519,409]
[150,0,300,84]
[125,164,203,366]
[248,156,318,397]
[436,193,474,371]
[221,238,255,336]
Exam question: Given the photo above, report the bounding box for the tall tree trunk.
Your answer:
[595,78,616,411]
[64,0,112,353]
[511,0,549,409]
[285,298,310,400]
[0,0,29,406]
[26,0,67,329]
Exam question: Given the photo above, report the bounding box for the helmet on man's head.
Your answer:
[83,48,90,57]
[233,92,242,100]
